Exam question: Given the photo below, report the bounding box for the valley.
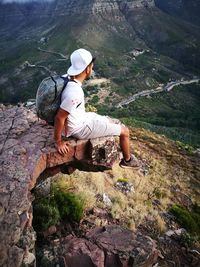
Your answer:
[0,0,200,146]
[0,2,200,266]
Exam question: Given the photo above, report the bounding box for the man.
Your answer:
[54,48,140,168]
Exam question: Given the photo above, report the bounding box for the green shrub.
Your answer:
[176,141,194,153]
[179,232,199,246]
[33,198,60,231]
[89,95,99,104]
[85,104,97,112]
[169,204,200,234]
[33,186,85,232]
[53,190,84,222]
[117,178,128,183]
[192,203,200,230]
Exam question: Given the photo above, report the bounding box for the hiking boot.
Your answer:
[119,154,141,169]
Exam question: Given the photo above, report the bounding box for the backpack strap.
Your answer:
[50,76,77,103]
[59,76,77,101]
[60,76,69,94]
[60,76,77,93]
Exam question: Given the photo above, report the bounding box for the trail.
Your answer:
[37,47,68,60]
[116,78,200,108]
[24,61,56,75]
[24,47,69,75]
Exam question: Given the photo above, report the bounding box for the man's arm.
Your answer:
[54,108,70,155]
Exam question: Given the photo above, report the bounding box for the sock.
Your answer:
[125,157,131,163]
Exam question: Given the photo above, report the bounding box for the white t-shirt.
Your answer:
[60,79,86,137]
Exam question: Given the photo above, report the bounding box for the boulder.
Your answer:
[87,225,159,267]
[58,235,105,267]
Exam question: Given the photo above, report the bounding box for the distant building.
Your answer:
[39,37,48,44]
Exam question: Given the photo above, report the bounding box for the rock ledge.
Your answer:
[0,105,119,267]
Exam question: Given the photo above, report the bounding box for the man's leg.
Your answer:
[74,116,131,161]
[119,126,141,168]
[120,126,130,161]
[73,119,140,168]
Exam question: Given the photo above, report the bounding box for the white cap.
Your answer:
[67,48,93,76]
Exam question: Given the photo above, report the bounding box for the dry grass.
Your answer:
[52,127,200,232]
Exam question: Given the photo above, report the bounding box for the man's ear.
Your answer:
[85,66,90,74]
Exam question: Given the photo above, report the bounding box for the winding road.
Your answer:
[24,61,56,76]
[24,47,68,75]
[37,47,68,60]
[116,78,200,108]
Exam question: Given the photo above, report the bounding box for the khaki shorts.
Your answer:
[72,113,121,140]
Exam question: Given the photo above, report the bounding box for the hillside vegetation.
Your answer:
[0,0,200,103]
[94,82,200,146]
[33,126,200,266]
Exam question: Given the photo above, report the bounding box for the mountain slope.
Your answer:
[1,0,200,103]
[0,0,200,103]
[0,0,200,146]
[155,0,200,27]
[120,3,200,69]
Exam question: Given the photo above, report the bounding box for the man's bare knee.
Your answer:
[120,126,129,138]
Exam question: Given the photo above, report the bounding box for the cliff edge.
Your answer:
[0,104,199,267]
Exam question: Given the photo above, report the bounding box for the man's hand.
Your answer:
[55,141,70,155]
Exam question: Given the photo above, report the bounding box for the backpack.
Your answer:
[36,75,70,126]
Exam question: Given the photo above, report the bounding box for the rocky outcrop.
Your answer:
[0,104,119,267]
[86,225,159,267]
[40,225,159,267]
[91,0,119,14]
[0,0,156,24]
[120,0,155,12]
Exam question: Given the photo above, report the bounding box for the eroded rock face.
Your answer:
[0,105,119,267]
